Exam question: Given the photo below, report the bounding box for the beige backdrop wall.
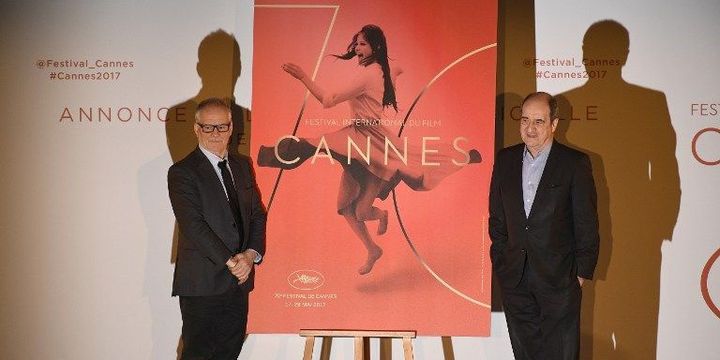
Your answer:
[532,1,720,359]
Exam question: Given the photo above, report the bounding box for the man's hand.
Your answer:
[578,276,587,287]
[227,251,255,284]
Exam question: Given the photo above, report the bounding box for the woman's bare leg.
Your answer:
[340,208,383,275]
[354,174,389,235]
[339,172,389,274]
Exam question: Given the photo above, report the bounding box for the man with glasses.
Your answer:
[168,97,267,358]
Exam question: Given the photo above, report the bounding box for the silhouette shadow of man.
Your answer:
[555,20,680,360]
[166,30,251,163]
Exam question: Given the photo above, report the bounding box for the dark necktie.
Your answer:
[218,160,244,244]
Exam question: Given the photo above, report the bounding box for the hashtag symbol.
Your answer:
[49,72,56,80]
[536,71,542,79]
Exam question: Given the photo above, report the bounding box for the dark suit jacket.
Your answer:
[489,140,599,289]
[168,147,267,296]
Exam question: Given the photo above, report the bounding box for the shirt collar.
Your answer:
[198,145,227,165]
[524,140,553,161]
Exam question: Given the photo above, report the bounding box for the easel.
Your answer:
[300,329,416,360]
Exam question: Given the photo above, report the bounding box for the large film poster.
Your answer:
[249,0,496,335]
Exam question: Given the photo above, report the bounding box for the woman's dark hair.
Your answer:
[334,24,397,112]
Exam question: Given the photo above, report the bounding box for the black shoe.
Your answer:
[469,149,482,164]
[257,139,312,170]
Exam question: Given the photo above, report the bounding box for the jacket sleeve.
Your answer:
[168,164,233,265]
[571,153,600,279]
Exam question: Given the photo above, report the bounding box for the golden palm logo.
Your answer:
[287,270,325,291]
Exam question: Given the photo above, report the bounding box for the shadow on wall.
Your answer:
[160,29,252,359]
[554,20,680,360]
[165,29,251,164]
[493,0,538,313]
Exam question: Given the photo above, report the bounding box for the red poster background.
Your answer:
[249,0,496,335]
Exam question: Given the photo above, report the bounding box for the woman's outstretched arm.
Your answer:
[282,62,365,108]
[282,63,327,104]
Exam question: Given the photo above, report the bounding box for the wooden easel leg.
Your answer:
[379,337,392,360]
[441,336,456,360]
[301,330,415,360]
[364,337,372,360]
[354,336,364,360]
[319,336,333,360]
[303,336,315,360]
[402,337,414,360]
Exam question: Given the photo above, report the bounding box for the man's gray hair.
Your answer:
[195,97,231,122]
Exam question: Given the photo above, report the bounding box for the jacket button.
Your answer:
[521,249,526,253]
[232,222,237,228]
[525,225,529,230]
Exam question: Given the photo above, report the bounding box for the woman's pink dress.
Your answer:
[304,63,472,212]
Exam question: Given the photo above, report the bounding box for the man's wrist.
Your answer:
[245,249,262,263]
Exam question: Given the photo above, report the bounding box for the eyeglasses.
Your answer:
[196,123,231,133]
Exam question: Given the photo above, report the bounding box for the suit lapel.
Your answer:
[193,148,245,250]
[193,148,238,236]
[193,149,228,205]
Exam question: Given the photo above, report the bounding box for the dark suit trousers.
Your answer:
[501,264,582,360]
[179,286,249,360]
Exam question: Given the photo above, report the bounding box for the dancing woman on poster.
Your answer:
[258,24,480,275]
